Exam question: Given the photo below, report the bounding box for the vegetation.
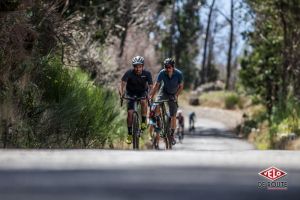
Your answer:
[1,55,126,148]
[159,0,203,88]
[1,0,300,150]
[239,0,300,149]
[199,91,246,109]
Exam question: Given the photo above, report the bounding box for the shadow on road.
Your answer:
[0,167,299,200]
[185,126,239,139]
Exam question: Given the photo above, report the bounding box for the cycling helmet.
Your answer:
[163,58,175,67]
[132,56,144,66]
[177,109,183,114]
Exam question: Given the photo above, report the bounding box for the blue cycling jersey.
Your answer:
[156,68,183,95]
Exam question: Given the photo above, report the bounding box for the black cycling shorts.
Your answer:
[126,91,147,111]
[156,92,178,117]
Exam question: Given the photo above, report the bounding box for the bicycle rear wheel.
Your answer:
[132,111,140,150]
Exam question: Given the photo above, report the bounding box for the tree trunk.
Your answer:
[225,0,234,90]
[118,2,131,57]
[199,0,216,85]
[207,30,214,82]
[169,0,176,58]
[278,1,289,104]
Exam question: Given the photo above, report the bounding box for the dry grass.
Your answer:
[254,121,272,150]
[198,91,250,110]
[286,138,300,150]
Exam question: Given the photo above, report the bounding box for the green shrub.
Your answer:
[225,94,240,109]
[21,56,127,148]
[251,95,261,105]
[271,97,300,136]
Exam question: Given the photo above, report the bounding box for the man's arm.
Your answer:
[175,83,184,98]
[119,81,126,97]
[148,84,153,95]
[149,82,160,99]
[119,70,129,97]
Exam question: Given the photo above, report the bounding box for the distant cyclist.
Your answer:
[119,56,153,144]
[189,111,196,132]
[149,58,184,145]
[176,109,184,142]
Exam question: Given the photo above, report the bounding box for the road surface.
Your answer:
[0,117,300,200]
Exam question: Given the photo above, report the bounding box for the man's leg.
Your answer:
[169,101,178,145]
[140,99,148,131]
[127,110,133,131]
[192,119,195,131]
[171,116,176,131]
[154,106,161,145]
[126,98,134,144]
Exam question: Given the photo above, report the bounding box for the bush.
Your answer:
[1,55,127,148]
[271,97,300,136]
[251,95,261,105]
[34,56,126,148]
[225,94,240,109]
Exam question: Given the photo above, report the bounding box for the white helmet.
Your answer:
[177,109,183,114]
[132,56,144,66]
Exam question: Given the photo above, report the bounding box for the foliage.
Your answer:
[240,0,300,149]
[1,55,126,148]
[224,93,240,109]
[241,0,300,112]
[270,97,300,136]
[36,56,127,148]
[239,119,258,137]
[159,0,203,87]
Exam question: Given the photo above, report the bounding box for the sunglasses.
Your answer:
[133,65,143,68]
[165,65,173,69]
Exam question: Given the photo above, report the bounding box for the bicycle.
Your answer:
[121,95,147,150]
[151,99,177,150]
[176,124,184,144]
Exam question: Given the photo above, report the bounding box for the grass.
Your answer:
[241,96,300,150]
[199,91,249,110]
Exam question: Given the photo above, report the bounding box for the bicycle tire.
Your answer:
[132,111,140,149]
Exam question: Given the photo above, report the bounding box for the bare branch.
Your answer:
[216,8,231,24]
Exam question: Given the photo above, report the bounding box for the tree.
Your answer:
[175,0,202,87]
[199,0,216,85]
[241,0,300,115]
[225,0,234,90]
[160,0,203,87]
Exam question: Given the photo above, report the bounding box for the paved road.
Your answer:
[0,118,300,200]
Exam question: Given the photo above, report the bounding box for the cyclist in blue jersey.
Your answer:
[149,58,184,145]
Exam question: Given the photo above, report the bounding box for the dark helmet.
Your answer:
[132,56,144,66]
[163,58,175,67]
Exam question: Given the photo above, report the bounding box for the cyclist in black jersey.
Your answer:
[119,56,153,144]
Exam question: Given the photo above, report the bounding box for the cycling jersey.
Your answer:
[122,69,153,94]
[157,68,183,95]
[177,115,184,127]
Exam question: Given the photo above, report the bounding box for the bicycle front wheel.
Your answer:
[132,111,140,150]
